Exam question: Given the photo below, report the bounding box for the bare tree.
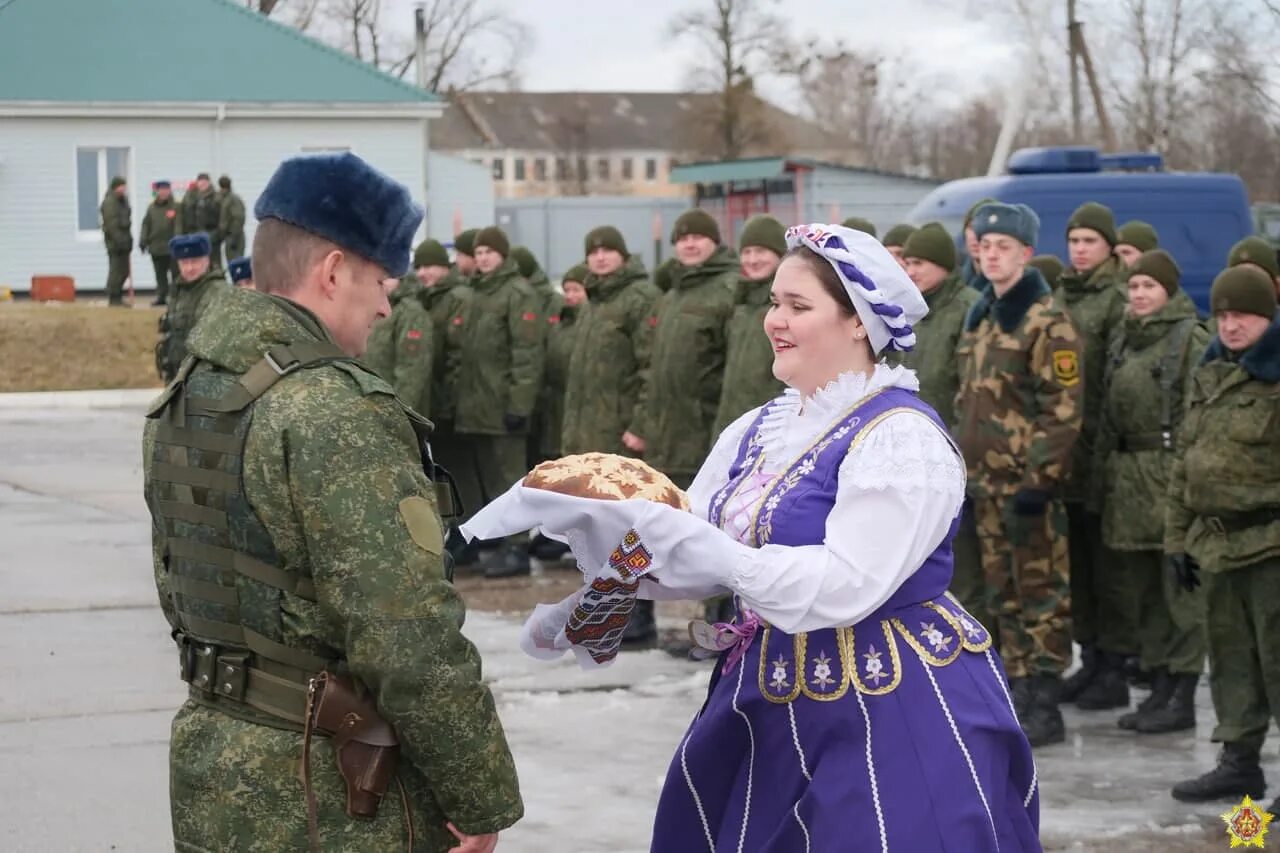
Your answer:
[668,0,793,159]
[391,0,531,92]
[249,0,321,31]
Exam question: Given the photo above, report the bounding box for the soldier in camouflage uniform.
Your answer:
[1029,255,1064,289]
[539,264,588,462]
[562,226,660,458]
[954,202,1083,747]
[445,226,545,579]
[180,173,222,265]
[156,233,229,383]
[100,176,132,306]
[140,180,181,306]
[364,239,450,416]
[959,197,997,290]
[1167,266,1280,808]
[631,209,737,489]
[893,223,989,636]
[364,256,425,381]
[712,214,786,436]
[453,228,479,279]
[1055,202,1133,710]
[653,256,677,293]
[217,175,247,266]
[1094,250,1209,735]
[1114,220,1159,272]
[1228,236,1280,299]
[143,152,521,852]
[510,246,562,469]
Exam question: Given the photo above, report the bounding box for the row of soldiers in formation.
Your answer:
[98,173,247,306]
[364,199,1280,808]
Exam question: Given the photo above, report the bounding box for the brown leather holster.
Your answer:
[304,671,400,820]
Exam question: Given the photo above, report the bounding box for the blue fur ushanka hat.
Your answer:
[228,256,252,283]
[972,202,1041,248]
[253,152,423,278]
[169,232,211,259]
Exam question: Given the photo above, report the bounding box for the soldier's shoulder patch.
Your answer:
[330,359,396,398]
[1052,349,1080,386]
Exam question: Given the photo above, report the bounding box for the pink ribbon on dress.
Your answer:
[715,609,762,675]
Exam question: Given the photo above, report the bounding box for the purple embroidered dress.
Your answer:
[650,385,1041,852]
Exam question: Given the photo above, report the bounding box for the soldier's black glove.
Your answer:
[1011,488,1051,517]
[503,413,528,433]
[1166,553,1201,592]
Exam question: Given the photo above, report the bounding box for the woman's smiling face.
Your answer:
[763,253,866,396]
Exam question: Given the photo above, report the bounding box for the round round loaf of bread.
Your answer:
[522,452,690,510]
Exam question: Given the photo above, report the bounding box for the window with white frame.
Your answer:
[76,146,131,232]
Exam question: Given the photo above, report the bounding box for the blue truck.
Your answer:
[905,146,1255,310]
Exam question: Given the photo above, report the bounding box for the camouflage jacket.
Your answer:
[1164,315,1280,572]
[180,187,220,237]
[217,191,246,243]
[140,197,181,256]
[888,271,979,430]
[364,277,434,414]
[1096,292,1209,550]
[636,246,738,478]
[421,269,472,425]
[713,273,783,436]
[954,269,1084,499]
[100,191,132,253]
[158,270,229,381]
[446,258,544,434]
[539,303,582,458]
[561,256,659,456]
[526,269,563,327]
[1056,256,1128,502]
[146,288,521,850]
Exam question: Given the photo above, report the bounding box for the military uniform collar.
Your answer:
[1061,256,1122,291]
[1200,314,1280,383]
[736,272,775,306]
[922,271,964,313]
[964,267,1050,333]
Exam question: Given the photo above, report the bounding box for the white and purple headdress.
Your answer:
[785,223,929,354]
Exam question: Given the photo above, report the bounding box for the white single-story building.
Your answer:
[0,0,447,295]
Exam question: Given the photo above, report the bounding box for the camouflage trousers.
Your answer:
[170,702,455,852]
[1118,549,1205,676]
[974,495,1073,679]
[1205,559,1280,751]
[105,251,130,305]
[948,504,998,650]
[462,432,529,544]
[1068,504,1137,656]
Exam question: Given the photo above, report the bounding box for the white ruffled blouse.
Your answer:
[676,363,966,633]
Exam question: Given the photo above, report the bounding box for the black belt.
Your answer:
[175,631,324,725]
[1202,507,1280,535]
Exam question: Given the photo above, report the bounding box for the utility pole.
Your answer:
[414,3,428,90]
[1068,0,1082,143]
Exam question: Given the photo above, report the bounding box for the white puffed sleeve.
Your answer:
[686,406,761,520]
[631,410,966,633]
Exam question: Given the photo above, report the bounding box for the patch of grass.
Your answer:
[0,301,164,392]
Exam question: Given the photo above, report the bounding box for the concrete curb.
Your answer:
[0,388,161,410]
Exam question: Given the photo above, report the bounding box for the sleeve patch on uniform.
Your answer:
[647,316,658,328]
[547,315,560,325]
[521,311,537,322]
[1053,349,1080,386]
[451,316,464,326]
[399,496,443,555]
[406,329,423,340]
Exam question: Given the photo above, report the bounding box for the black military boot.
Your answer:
[528,533,570,562]
[1075,652,1130,710]
[620,600,657,651]
[1021,676,1066,748]
[1136,672,1198,734]
[1172,743,1265,802]
[1059,644,1098,704]
[1118,667,1172,730]
[482,543,531,579]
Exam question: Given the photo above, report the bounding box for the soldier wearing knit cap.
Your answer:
[1057,201,1132,712]
[100,176,132,305]
[585,225,629,259]
[956,200,1083,747]
[510,245,561,478]
[882,223,917,269]
[1030,255,1064,288]
[1094,247,1209,737]
[453,227,479,277]
[840,216,877,238]
[445,224,545,578]
[1115,221,1160,270]
[1228,236,1280,298]
[1167,261,1280,807]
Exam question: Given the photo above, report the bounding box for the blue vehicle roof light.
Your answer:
[1007,146,1101,175]
[1098,152,1164,172]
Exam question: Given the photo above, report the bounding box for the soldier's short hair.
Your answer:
[252,219,340,296]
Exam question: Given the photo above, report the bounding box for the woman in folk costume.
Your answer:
[466,224,1040,851]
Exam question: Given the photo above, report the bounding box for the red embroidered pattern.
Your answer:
[607,528,654,581]
[565,577,641,665]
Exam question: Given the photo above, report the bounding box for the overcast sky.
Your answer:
[375,0,1023,107]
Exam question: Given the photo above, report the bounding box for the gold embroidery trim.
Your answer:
[797,628,852,702]
[934,595,993,653]
[892,615,965,666]
[847,621,903,696]
[758,626,802,704]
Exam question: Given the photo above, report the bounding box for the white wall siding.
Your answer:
[0,115,428,294]
[425,152,494,242]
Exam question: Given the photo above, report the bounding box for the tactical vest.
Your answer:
[147,342,459,732]
[1105,317,1199,452]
